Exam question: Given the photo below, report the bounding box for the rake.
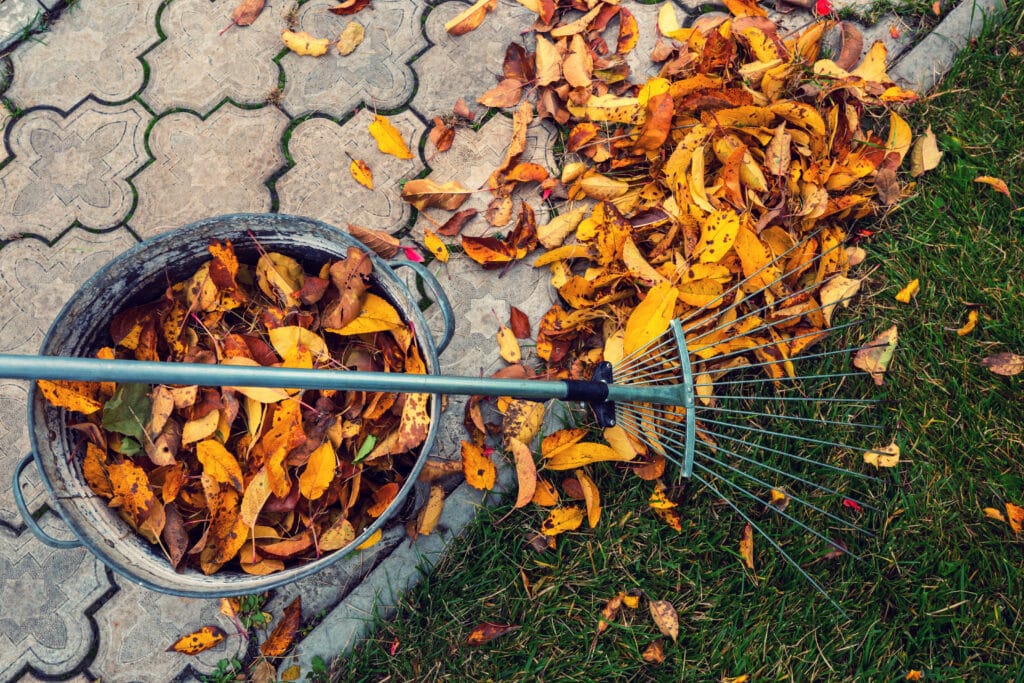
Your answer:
[0,227,888,611]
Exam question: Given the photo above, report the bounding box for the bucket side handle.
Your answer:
[13,454,82,549]
[389,259,455,355]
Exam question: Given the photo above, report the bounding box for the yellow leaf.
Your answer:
[541,428,588,459]
[983,506,1007,523]
[603,425,640,460]
[401,178,473,210]
[567,94,640,124]
[281,30,329,57]
[886,111,913,166]
[496,325,521,363]
[695,209,740,264]
[268,326,329,364]
[649,599,679,642]
[349,158,373,189]
[622,235,668,285]
[974,175,1012,198]
[196,440,244,492]
[739,522,755,570]
[544,442,636,470]
[579,173,630,200]
[416,484,446,535]
[733,225,781,292]
[256,252,304,303]
[537,206,588,249]
[956,309,978,336]
[182,410,221,445]
[298,442,336,501]
[336,21,364,55]
[894,278,920,304]
[166,625,227,655]
[1007,502,1024,534]
[910,126,943,177]
[319,517,356,550]
[220,357,294,403]
[369,114,413,159]
[37,380,103,415]
[356,528,382,550]
[722,676,751,683]
[623,281,678,356]
[240,467,272,527]
[462,440,496,490]
[326,293,404,335]
[502,399,545,446]
[422,229,449,263]
[576,471,601,528]
[864,441,900,468]
[444,0,497,35]
[508,437,537,509]
[532,477,560,506]
[649,480,676,510]
[540,506,585,536]
[854,325,898,385]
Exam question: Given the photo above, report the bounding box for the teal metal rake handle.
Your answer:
[0,354,679,406]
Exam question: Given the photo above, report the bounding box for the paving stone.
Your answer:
[820,15,918,67]
[0,228,137,528]
[411,114,557,239]
[5,0,160,110]
[0,100,150,240]
[0,522,111,680]
[0,0,43,53]
[891,0,1006,93]
[130,104,289,239]
[88,581,245,683]
[279,0,427,118]
[625,1,675,83]
[412,0,538,122]
[141,0,289,115]
[276,109,425,234]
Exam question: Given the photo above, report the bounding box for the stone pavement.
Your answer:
[0,0,1004,678]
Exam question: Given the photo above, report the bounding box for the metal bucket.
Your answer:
[13,213,454,597]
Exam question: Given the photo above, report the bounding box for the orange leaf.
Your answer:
[196,439,244,492]
[642,639,665,663]
[956,309,978,336]
[167,625,226,655]
[508,437,537,508]
[531,477,560,506]
[740,523,755,569]
[401,178,472,210]
[369,114,413,159]
[350,158,373,189]
[974,175,1011,197]
[462,440,496,490]
[416,484,446,535]
[1007,503,1024,534]
[467,622,519,645]
[260,596,301,657]
[477,78,525,108]
[506,162,549,183]
[367,482,400,517]
[298,442,336,501]
[231,0,265,26]
[576,471,601,528]
[445,0,497,35]
[108,459,158,528]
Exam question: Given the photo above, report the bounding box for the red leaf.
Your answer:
[509,307,531,338]
[402,246,425,263]
[327,0,371,14]
[842,498,863,513]
[815,0,832,14]
[437,208,478,236]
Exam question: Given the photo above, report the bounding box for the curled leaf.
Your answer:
[282,30,329,57]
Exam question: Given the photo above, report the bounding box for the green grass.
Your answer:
[330,6,1024,681]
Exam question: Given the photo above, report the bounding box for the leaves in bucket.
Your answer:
[39,240,432,576]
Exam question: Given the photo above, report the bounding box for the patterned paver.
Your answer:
[0,100,149,239]
[5,0,160,110]
[279,0,427,118]
[130,103,289,239]
[0,0,1006,678]
[276,108,425,232]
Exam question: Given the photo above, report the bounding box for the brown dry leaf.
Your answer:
[437,208,478,236]
[864,441,900,468]
[576,471,601,528]
[401,178,472,210]
[337,21,364,55]
[739,522,755,569]
[416,484,446,535]
[418,458,463,481]
[910,126,943,177]
[369,114,414,159]
[462,440,496,490]
[642,639,666,664]
[975,176,1011,198]
[260,596,301,657]
[497,325,521,363]
[320,517,356,550]
[894,278,920,304]
[281,30,329,57]
[540,505,585,536]
[230,0,265,26]
[981,352,1024,376]
[649,599,679,642]
[508,437,537,509]
[348,224,400,257]
[535,35,562,86]
[350,158,373,189]
[166,625,226,655]
[819,275,861,326]
[509,306,531,338]
[854,325,898,385]
[956,309,978,336]
[478,78,525,108]
[249,658,278,683]
[445,0,497,35]
[596,592,623,638]
[836,21,864,70]
[467,622,519,645]
[327,0,370,14]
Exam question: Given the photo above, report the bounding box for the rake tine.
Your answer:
[704,394,882,405]
[694,404,886,431]
[690,341,889,378]
[695,371,869,387]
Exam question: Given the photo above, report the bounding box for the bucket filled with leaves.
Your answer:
[23,213,448,596]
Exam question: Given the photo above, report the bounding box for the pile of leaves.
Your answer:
[38,239,431,575]
[398,0,937,541]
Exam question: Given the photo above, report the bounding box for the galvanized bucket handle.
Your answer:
[388,258,455,354]
[13,454,81,549]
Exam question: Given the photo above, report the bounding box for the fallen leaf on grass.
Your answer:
[540,506,585,536]
[260,596,301,657]
[596,592,623,638]
[467,622,519,645]
[642,639,666,663]
[981,352,1023,376]
[369,114,413,159]
[905,671,924,682]
[722,676,750,683]
[1007,502,1024,534]
[336,21,364,55]
[461,441,496,490]
[649,599,678,642]
[955,309,978,336]
[167,625,226,655]
[864,441,900,468]
[974,175,1011,197]
[910,126,943,177]
[281,30,329,57]
[894,278,919,304]
[349,159,373,189]
[739,523,755,569]
[854,325,898,385]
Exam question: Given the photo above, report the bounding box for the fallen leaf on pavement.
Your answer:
[369,114,413,159]
[446,0,497,35]
[281,30,329,57]
[337,21,364,55]
[350,158,373,189]
[167,625,226,655]
[260,596,301,657]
